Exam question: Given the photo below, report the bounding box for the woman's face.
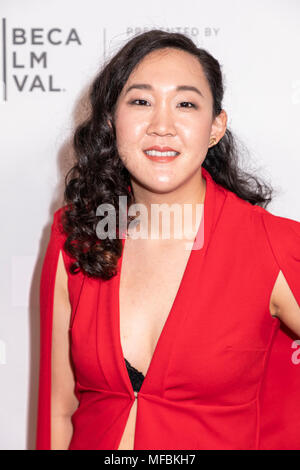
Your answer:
[113,47,226,194]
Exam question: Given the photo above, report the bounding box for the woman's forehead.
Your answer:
[120,50,208,99]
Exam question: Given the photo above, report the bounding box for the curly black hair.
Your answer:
[61,29,273,280]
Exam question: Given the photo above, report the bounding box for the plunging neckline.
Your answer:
[115,166,216,399]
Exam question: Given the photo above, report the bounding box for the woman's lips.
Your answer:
[143,150,180,163]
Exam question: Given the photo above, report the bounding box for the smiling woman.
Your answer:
[112,47,228,210]
[36,29,300,451]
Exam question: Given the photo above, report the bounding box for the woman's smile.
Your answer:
[143,149,181,163]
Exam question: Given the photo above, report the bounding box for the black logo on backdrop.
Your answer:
[1,20,221,102]
[1,18,82,101]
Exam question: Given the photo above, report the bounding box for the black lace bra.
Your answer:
[124,358,145,392]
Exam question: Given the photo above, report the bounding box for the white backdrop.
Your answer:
[0,0,299,450]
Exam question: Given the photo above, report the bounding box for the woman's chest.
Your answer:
[118,238,193,376]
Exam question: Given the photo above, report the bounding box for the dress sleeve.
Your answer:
[36,207,69,450]
[262,212,300,305]
[259,211,300,449]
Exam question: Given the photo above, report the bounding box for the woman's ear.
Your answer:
[210,109,228,145]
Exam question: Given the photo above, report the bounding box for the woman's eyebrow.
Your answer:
[124,83,204,98]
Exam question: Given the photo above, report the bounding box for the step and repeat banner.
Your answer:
[0,0,299,449]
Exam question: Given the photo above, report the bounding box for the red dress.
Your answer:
[36,166,300,450]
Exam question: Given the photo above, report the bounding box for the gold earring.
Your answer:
[209,136,217,146]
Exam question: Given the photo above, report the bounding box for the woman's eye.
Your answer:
[130,99,149,106]
[179,102,196,108]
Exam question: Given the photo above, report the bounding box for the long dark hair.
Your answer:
[61,29,273,280]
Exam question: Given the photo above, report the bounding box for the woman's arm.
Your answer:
[51,250,79,450]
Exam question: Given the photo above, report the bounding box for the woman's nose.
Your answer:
[147,106,176,135]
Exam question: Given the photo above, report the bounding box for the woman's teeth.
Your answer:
[144,150,179,157]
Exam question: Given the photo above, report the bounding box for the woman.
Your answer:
[36,30,300,450]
